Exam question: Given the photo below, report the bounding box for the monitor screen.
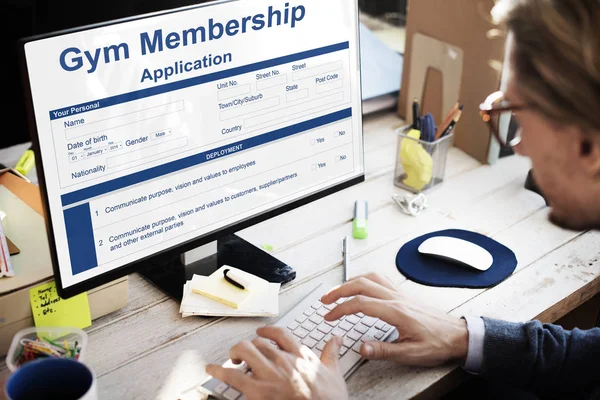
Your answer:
[20,0,364,296]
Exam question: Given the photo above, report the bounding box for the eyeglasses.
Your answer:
[479,91,526,149]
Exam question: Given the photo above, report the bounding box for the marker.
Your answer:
[353,200,368,239]
[15,146,35,176]
[223,269,250,290]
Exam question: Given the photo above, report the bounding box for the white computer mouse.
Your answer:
[418,236,493,272]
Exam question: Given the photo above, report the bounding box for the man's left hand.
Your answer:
[206,326,348,400]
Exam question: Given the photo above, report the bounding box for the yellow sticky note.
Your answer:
[29,281,92,329]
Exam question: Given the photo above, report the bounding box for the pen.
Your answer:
[223,268,249,290]
[342,236,350,282]
[412,99,420,130]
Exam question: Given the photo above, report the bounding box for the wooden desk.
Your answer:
[2,111,599,399]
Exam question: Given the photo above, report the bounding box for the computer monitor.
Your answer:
[19,0,364,299]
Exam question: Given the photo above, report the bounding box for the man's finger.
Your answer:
[324,296,399,324]
[321,277,397,305]
[229,340,279,380]
[206,364,255,393]
[257,326,302,356]
[360,341,405,362]
[350,272,397,292]
[320,335,342,370]
[252,338,296,372]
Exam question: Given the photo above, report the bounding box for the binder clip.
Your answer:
[392,193,428,217]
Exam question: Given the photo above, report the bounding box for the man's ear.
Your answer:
[579,134,600,177]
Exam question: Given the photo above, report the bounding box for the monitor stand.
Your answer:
[138,234,296,301]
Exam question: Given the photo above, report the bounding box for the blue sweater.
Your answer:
[482,318,600,399]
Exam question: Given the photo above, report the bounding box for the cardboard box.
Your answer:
[398,0,507,163]
[0,169,128,356]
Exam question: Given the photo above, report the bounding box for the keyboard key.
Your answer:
[324,319,340,327]
[354,324,368,334]
[311,301,322,310]
[339,346,349,356]
[362,327,380,342]
[223,387,241,400]
[375,321,385,330]
[215,382,229,394]
[335,297,346,305]
[361,316,377,327]
[295,315,308,324]
[338,321,354,331]
[323,333,333,343]
[345,315,360,325]
[316,341,326,351]
[323,303,336,310]
[310,330,325,341]
[293,327,310,339]
[331,328,345,337]
[381,323,392,332]
[352,341,363,354]
[301,321,317,332]
[317,323,332,334]
[356,312,365,318]
[304,308,315,316]
[287,322,299,331]
[316,308,329,317]
[302,337,318,348]
[313,348,322,358]
[375,331,384,340]
[347,330,362,341]
[343,337,355,348]
[309,314,324,325]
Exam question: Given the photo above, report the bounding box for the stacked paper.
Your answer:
[179,266,280,317]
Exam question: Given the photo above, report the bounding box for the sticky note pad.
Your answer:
[191,267,256,309]
[29,281,92,329]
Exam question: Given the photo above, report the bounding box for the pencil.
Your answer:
[441,107,464,138]
[435,101,461,140]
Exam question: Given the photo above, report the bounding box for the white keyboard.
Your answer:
[199,284,398,400]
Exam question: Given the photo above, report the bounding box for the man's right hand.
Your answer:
[321,273,469,367]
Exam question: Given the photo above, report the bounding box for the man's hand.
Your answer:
[206,326,348,400]
[321,273,469,367]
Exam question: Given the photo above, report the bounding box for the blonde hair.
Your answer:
[492,0,600,133]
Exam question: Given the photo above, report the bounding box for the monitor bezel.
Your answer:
[18,0,365,299]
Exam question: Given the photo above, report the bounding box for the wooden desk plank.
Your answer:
[237,147,478,255]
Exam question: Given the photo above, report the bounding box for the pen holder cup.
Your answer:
[393,127,454,193]
[6,327,88,372]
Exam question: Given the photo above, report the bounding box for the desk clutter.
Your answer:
[180,266,280,317]
[394,100,463,193]
[6,326,88,372]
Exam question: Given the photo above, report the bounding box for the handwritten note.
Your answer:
[29,281,91,329]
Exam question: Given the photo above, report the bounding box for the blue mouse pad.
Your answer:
[396,229,518,288]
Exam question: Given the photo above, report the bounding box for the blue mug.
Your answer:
[5,358,97,400]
